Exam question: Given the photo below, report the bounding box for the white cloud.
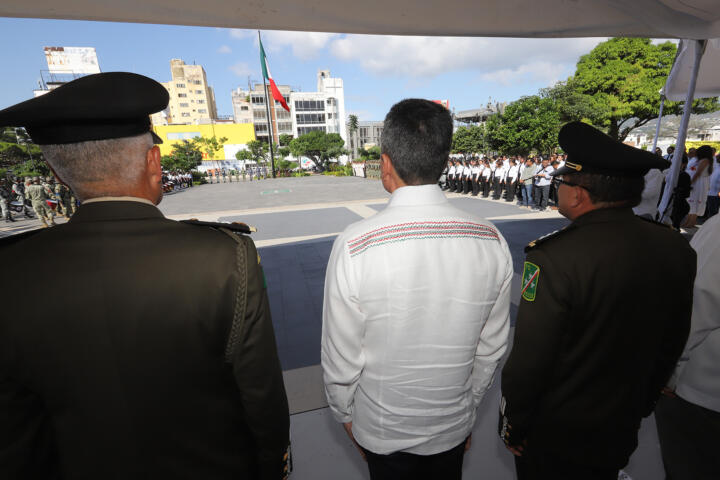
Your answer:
[479,61,573,87]
[218,45,232,54]
[230,29,253,39]
[328,35,606,80]
[229,61,254,77]
[261,31,340,60]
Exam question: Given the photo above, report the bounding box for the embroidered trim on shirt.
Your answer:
[348,221,499,257]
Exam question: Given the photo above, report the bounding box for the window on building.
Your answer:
[179,103,189,107]
[181,113,191,117]
[193,80,202,85]
[176,83,185,88]
[255,124,268,133]
[298,126,326,136]
[195,90,203,94]
[251,96,265,104]
[240,106,249,111]
[253,110,267,120]
[178,93,187,98]
[197,100,205,104]
[360,127,369,137]
[296,113,326,125]
[198,109,207,114]
[167,132,201,140]
[294,100,325,111]
[278,122,293,132]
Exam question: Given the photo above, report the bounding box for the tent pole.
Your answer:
[651,94,665,153]
[658,39,706,224]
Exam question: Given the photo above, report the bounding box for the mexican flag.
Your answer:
[259,37,290,112]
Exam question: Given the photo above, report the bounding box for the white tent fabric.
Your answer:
[664,38,720,101]
[1,0,720,38]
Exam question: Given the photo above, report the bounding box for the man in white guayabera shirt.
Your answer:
[321,98,513,480]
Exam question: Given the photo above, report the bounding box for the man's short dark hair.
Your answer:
[381,99,452,185]
[568,172,644,207]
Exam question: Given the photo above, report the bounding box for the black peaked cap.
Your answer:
[554,121,670,177]
[0,72,169,145]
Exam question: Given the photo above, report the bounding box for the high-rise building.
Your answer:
[33,46,101,97]
[231,69,347,145]
[154,59,218,125]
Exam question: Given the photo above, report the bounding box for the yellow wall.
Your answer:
[153,123,256,158]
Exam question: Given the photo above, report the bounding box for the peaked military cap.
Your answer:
[0,72,168,145]
[554,121,670,177]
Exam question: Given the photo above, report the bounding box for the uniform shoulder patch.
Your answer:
[521,261,540,301]
[524,224,574,252]
[180,218,256,235]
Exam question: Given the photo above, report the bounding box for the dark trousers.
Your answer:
[655,394,720,480]
[505,180,516,201]
[493,179,503,199]
[482,178,490,197]
[471,179,480,196]
[363,441,466,480]
[462,178,470,194]
[706,194,720,218]
[536,185,550,209]
[514,451,618,480]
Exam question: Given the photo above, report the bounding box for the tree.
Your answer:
[452,125,484,157]
[0,126,44,173]
[195,135,228,169]
[161,139,203,172]
[540,80,599,125]
[278,134,293,147]
[360,145,381,161]
[571,37,720,141]
[485,95,561,156]
[236,139,268,165]
[289,131,346,171]
[348,114,359,160]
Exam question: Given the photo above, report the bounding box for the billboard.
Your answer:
[44,47,100,74]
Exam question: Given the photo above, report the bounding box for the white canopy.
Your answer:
[664,38,720,101]
[1,0,720,38]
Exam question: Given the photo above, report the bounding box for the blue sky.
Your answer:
[0,18,608,121]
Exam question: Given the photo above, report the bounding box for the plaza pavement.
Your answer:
[2,176,663,479]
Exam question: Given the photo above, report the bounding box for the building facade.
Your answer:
[153,59,218,126]
[231,69,347,146]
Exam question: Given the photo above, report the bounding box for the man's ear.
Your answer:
[147,145,162,181]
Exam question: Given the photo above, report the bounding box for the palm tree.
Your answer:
[348,114,359,160]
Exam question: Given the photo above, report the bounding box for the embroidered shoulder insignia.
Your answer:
[521,262,540,301]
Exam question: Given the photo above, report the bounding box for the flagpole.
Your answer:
[258,30,276,179]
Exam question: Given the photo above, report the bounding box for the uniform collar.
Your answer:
[387,184,448,207]
[571,206,636,227]
[69,200,165,223]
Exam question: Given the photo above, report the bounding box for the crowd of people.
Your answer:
[441,154,566,211]
[0,175,76,226]
[161,171,194,193]
[205,166,270,183]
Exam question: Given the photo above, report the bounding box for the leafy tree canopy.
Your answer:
[452,125,485,156]
[289,131,346,170]
[236,139,268,164]
[161,139,203,172]
[571,37,719,140]
[278,134,293,147]
[195,135,228,160]
[485,95,561,156]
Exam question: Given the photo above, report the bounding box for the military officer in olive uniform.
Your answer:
[499,122,696,480]
[54,181,73,219]
[0,72,289,479]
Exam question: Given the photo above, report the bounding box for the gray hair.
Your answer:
[41,133,153,200]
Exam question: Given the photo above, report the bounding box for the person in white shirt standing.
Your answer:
[322,99,513,480]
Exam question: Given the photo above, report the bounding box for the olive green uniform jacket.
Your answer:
[500,207,696,469]
[0,200,289,479]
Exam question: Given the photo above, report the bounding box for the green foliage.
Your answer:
[486,96,561,156]
[540,80,599,125]
[161,139,203,172]
[360,145,381,161]
[277,146,291,159]
[195,135,228,161]
[0,127,46,175]
[452,125,485,155]
[12,157,50,177]
[236,139,268,164]
[278,134,293,146]
[276,159,298,171]
[571,37,719,140]
[289,131,346,171]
